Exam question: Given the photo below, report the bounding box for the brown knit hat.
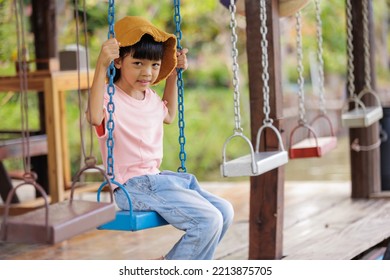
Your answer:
[115,16,177,85]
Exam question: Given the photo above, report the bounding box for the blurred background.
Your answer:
[0,0,389,182]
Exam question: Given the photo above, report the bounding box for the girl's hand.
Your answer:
[176,48,188,71]
[98,38,120,68]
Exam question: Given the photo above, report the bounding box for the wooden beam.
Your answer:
[44,77,64,203]
[245,0,285,259]
[348,0,381,198]
[43,71,95,202]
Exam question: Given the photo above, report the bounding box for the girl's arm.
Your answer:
[163,48,188,124]
[86,38,120,126]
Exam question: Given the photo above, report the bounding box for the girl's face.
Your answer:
[114,54,161,93]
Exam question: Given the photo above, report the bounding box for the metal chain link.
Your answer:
[314,0,326,115]
[228,0,244,133]
[174,1,182,50]
[295,11,306,125]
[259,0,272,124]
[14,0,31,174]
[174,0,187,173]
[362,0,372,89]
[107,0,115,38]
[346,0,356,99]
[106,0,116,179]
[75,0,96,166]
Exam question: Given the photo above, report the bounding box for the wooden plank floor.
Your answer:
[1,180,390,260]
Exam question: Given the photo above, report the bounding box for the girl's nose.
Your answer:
[142,66,152,76]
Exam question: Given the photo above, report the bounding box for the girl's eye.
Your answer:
[152,63,161,68]
[133,62,142,66]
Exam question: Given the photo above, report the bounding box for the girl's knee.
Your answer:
[220,200,235,226]
[203,209,224,235]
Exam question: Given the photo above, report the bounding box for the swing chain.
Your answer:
[75,0,95,164]
[346,0,356,99]
[362,0,372,89]
[229,0,244,133]
[107,0,115,39]
[14,0,32,174]
[106,0,116,178]
[314,0,326,115]
[295,11,306,125]
[259,0,272,125]
[174,0,187,173]
[174,0,182,49]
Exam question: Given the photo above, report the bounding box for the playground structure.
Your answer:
[1,0,390,259]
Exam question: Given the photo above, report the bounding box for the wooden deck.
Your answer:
[1,180,390,260]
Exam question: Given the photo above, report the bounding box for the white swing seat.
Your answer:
[221,124,288,177]
[221,150,288,177]
[341,88,383,128]
[342,106,383,128]
[98,210,168,231]
[289,136,337,159]
[1,200,115,244]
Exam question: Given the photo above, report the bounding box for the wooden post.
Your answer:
[30,0,58,195]
[245,0,285,259]
[348,0,381,197]
[31,0,58,129]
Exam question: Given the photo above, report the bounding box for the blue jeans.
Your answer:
[114,170,234,260]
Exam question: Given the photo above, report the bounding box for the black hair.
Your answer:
[114,34,164,82]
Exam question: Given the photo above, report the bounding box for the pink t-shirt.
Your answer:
[96,85,168,184]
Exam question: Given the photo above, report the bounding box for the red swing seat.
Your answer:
[289,115,337,159]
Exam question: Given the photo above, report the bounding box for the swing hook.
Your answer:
[84,156,97,168]
[22,171,38,184]
[263,119,273,126]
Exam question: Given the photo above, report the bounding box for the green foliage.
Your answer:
[320,1,347,74]
[282,0,347,85]
[0,92,39,131]
[0,1,16,68]
[186,59,231,88]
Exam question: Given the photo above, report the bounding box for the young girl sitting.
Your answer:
[87,16,234,260]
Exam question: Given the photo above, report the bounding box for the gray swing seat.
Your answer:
[341,89,383,128]
[2,200,115,244]
[221,123,288,177]
[222,150,288,177]
[1,178,116,244]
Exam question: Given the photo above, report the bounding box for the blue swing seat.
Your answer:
[97,210,168,231]
[97,181,168,231]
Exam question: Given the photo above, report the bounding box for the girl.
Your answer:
[87,16,234,260]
